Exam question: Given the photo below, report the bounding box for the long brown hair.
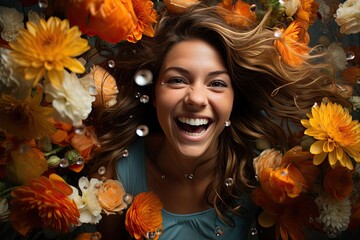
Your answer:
[91,4,350,224]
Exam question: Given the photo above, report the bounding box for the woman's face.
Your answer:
[154,39,234,159]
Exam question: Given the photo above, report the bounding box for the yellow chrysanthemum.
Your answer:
[9,17,90,88]
[301,101,360,170]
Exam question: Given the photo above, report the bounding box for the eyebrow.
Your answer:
[163,67,229,77]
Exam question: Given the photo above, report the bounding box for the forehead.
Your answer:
[161,39,226,69]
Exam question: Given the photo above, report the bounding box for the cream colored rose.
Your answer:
[98,179,127,215]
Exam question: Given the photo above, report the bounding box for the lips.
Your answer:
[176,117,211,136]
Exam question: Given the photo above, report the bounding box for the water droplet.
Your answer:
[188,173,194,180]
[59,158,69,168]
[225,177,234,187]
[122,149,129,157]
[156,228,163,235]
[309,216,313,223]
[108,60,115,68]
[76,158,84,165]
[250,227,258,236]
[250,4,256,12]
[74,125,86,135]
[146,231,157,239]
[357,78,360,85]
[215,226,224,236]
[135,92,141,98]
[134,69,153,86]
[88,85,97,95]
[38,0,48,8]
[346,51,355,60]
[136,125,149,137]
[129,115,133,119]
[90,231,102,240]
[123,193,133,204]
[140,95,149,103]
[98,166,107,175]
[274,29,282,38]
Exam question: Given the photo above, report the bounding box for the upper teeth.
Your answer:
[178,117,209,126]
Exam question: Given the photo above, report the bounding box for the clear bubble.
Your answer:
[250,227,258,236]
[90,231,102,240]
[74,125,86,135]
[88,86,97,95]
[59,158,69,168]
[156,228,163,235]
[76,158,85,165]
[122,149,129,157]
[123,193,133,204]
[250,4,256,12]
[98,166,107,175]
[38,0,48,8]
[357,78,360,85]
[135,92,141,98]
[346,51,355,60]
[108,60,115,68]
[134,69,153,86]
[146,231,157,239]
[188,173,194,180]
[136,125,149,137]
[225,177,234,187]
[215,226,224,236]
[140,95,149,103]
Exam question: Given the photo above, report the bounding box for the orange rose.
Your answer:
[6,144,48,185]
[164,0,200,15]
[70,126,100,162]
[98,180,127,215]
[65,0,137,43]
[125,192,163,240]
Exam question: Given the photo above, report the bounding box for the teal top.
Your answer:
[116,139,259,240]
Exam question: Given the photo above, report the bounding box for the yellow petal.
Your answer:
[310,140,325,154]
[328,150,338,166]
[313,152,327,165]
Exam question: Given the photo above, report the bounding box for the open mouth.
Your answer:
[176,117,211,136]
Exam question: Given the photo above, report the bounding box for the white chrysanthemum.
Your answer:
[334,0,360,34]
[326,42,347,71]
[44,70,95,126]
[0,48,31,99]
[0,6,24,42]
[69,177,103,224]
[27,10,41,24]
[282,0,301,17]
[315,195,351,238]
[349,96,360,110]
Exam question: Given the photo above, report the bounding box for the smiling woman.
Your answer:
[88,3,352,240]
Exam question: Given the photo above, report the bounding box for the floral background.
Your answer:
[0,0,359,240]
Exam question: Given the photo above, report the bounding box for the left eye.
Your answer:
[209,81,227,88]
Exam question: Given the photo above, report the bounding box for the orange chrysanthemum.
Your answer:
[125,192,163,240]
[9,17,89,88]
[296,0,319,25]
[274,20,310,66]
[0,93,56,141]
[66,0,137,44]
[127,0,158,43]
[10,174,80,236]
[301,101,360,170]
[218,0,257,27]
[323,166,353,201]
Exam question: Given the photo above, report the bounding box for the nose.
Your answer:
[184,84,208,108]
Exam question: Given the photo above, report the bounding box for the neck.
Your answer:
[146,134,217,181]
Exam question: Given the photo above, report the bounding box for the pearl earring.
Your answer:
[225,120,231,127]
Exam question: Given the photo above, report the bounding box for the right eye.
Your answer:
[165,77,187,85]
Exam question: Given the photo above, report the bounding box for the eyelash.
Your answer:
[164,78,228,88]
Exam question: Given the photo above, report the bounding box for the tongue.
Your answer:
[182,124,205,133]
